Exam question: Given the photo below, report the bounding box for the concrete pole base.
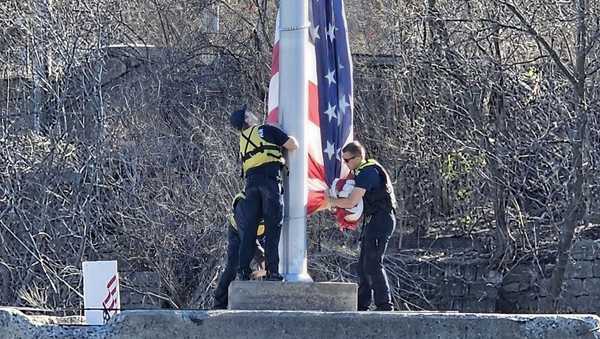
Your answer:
[228,281,357,311]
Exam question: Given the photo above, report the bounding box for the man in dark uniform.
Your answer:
[229,105,298,281]
[328,140,397,311]
[213,192,266,309]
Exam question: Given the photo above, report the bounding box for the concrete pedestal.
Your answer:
[228,281,357,311]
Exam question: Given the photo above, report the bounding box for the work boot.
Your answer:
[212,303,227,310]
[265,271,284,281]
[238,268,251,281]
[375,304,393,311]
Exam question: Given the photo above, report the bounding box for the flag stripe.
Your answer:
[271,42,280,76]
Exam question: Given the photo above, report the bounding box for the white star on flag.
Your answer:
[324,141,335,160]
[327,23,336,41]
[324,103,337,122]
[325,69,336,86]
[310,25,320,41]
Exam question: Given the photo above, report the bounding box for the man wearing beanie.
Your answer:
[229,105,298,281]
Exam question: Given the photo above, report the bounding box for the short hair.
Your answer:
[342,141,366,158]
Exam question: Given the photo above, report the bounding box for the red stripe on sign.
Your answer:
[308,81,320,126]
[106,275,117,289]
[271,42,280,76]
[103,295,111,305]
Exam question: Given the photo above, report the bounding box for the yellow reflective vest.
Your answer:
[239,125,284,177]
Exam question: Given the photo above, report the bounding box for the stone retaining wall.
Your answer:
[400,239,600,314]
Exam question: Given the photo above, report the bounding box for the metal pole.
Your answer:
[278,0,312,282]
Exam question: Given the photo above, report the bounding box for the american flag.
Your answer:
[267,0,354,216]
[102,274,119,322]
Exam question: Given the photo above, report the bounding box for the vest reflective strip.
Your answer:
[240,126,283,175]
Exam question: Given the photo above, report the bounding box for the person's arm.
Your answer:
[328,167,377,209]
[282,136,298,151]
[330,187,365,208]
[261,125,298,151]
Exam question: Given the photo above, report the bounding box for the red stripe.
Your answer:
[308,154,325,180]
[103,295,111,305]
[267,107,279,124]
[110,287,117,296]
[307,190,325,215]
[271,42,280,76]
[308,82,319,126]
[106,275,117,289]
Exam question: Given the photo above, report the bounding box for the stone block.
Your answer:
[572,240,596,260]
[445,264,463,279]
[584,278,600,294]
[449,298,463,311]
[503,265,536,285]
[440,279,452,297]
[463,266,477,282]
[593,261,600,277]
[516,295,539,312]
[557,298,577,313]
[500,292,522,306]
[483,270,503,286]
[434,296,453,310]
[526,297,542,313]
[469,282,498,300]
[461,297,496,313]
[429,266,444,280]
[418,264,432,277]
[536,279,551,297]
[564,279,586,297]
[228,281,357,311]
[566,261,593,279]
[575,296,598,313]
[449,281,468,297]
[595,240,600,258]
[502,282,529,293]
[537,296,555,312]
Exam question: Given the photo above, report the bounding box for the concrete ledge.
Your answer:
[1,308,600,339]
[228,281,357,311]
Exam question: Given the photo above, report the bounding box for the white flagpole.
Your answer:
[278,0,312,282]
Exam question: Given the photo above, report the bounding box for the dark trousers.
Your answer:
[238,175,283,275]
[213,227,241,309]
[357,210,395,311]
[214,227,264,309]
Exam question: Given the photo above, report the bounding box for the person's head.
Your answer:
[244,110,259,126]
[342,141,366,170]
[229,105,259,131]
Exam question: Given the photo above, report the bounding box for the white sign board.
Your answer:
[83,260,120,325]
